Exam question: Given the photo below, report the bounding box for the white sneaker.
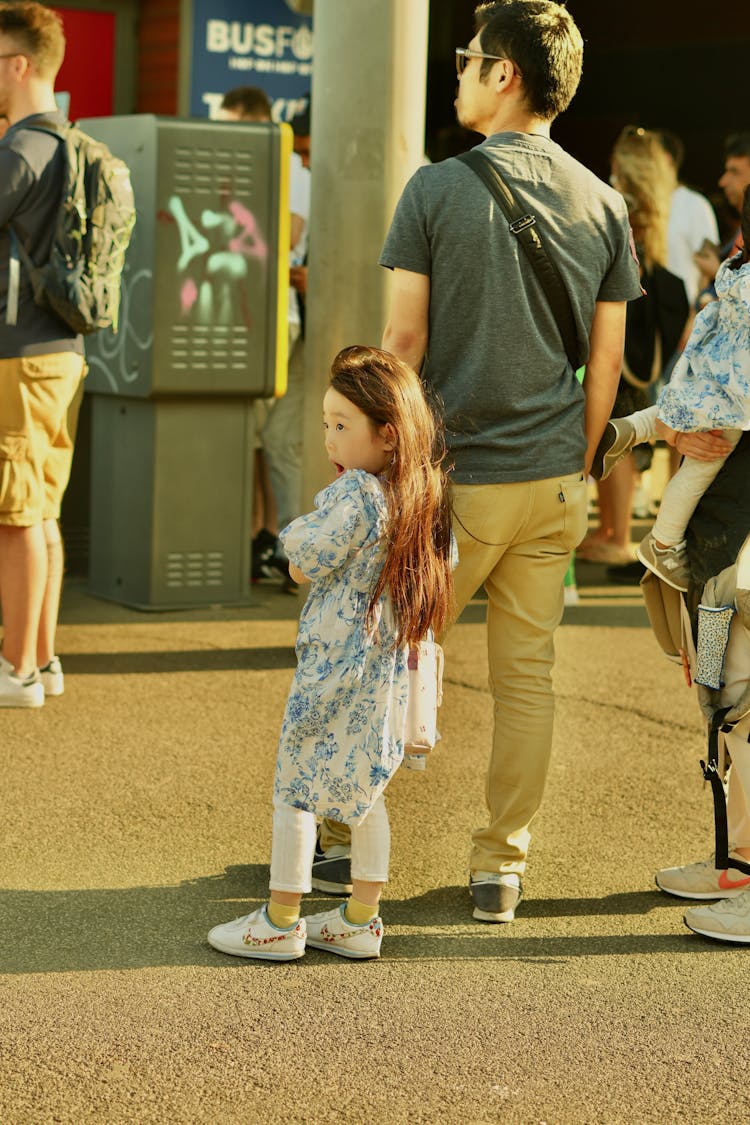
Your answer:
[39,656,64,697]
[655,853,750,900]
[685,887,750,943]
[0,654,44,709]
[305,903,383,959]
[207,905,306,961]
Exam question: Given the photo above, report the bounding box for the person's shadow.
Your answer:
[0,869,719,974]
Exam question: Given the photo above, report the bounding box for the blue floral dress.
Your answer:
[274,469,409,825]
[658,255,750,432]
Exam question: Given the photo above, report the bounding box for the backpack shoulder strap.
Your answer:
[5,119,68,327]
[457,147,581,370]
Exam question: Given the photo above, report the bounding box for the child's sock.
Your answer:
[267,900,300,929]
[623,410,654,445]
[344,897,378,925]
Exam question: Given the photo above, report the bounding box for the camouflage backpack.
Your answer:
[7,119,135,335]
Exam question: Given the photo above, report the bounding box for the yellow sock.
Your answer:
[344,897,378,925]
[267,900,300,929]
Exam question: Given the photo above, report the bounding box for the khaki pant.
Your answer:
[0,353,87,527]
[321,471,588,875]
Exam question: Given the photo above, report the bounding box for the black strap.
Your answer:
[700,707,750,876]
[457,148,581,370]
[5,120,66,327]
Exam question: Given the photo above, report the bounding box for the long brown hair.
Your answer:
[330,346,453,646]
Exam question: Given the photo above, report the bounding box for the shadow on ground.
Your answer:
[0,869,719,975]
[60,648,297,675]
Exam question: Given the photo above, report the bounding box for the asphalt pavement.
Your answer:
[1,555,747,1124]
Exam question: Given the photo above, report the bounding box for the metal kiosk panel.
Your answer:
[76,115,291,607]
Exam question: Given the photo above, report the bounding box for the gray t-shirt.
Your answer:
[0,111,83,358]
[380,132,642,483]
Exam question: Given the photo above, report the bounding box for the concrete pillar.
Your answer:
[301,0,429,500]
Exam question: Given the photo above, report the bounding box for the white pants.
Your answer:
[624,404,741,546]
[269,795,390,894]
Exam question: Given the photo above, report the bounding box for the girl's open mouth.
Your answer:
[334,462,344,476]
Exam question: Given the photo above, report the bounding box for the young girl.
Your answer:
[593,185,750,592]
[208,345,453,961]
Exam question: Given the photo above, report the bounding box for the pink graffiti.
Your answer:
[180,278,198,315]
[227,201,268,262]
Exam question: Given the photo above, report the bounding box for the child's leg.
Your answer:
[268,802,317,925]
[621,402,659,444]
[304,796,390,959]
[347,794,391,922]
[651,429,741,547]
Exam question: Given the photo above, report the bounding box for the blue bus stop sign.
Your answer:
[190,0,313,121]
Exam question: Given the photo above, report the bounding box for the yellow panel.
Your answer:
[274,122,293,396]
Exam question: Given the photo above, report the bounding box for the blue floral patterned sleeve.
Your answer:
[280,469,384,579]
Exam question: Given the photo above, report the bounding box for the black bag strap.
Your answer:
[700,706,750,875]
[5,120,66,327]
[457,148,581,370]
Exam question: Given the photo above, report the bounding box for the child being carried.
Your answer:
[593,186,750,592]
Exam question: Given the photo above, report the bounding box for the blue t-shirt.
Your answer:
[0,111,83,358]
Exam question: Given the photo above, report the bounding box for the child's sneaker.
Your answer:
[39,656,64,697]
[636,532,691,592]
[590,418,636,480]
[305,903,383,959]
[207,905,306,961]
[684,886,750,943]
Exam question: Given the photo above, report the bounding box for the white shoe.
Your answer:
[0,654,44,709]
[305,903,383,959]
[39,656,64,697]
[655,853,750,900]
[207,905,306,961]
[685,887,750,943]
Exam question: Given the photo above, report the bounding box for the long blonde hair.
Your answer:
[611,126,676,269]
[329,346,453,646]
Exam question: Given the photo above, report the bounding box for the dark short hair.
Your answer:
[725,133,750,161]
[291,105,310,137]
[657,128,685,172]
[474,0,583,120]
[0,0,65,79]
[220,86,271,120]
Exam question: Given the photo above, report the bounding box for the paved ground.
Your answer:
[1,556,748,1124]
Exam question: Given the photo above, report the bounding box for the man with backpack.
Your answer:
[0,2,86,706]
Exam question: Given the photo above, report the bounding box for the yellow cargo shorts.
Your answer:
[0,352,87,527]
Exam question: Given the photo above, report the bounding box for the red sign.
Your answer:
[54,7,116,120]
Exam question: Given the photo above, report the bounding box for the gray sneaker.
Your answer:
[311,838,352,896]
[590,418,637,481]
[470,871,523,923]
[636,533,691,592]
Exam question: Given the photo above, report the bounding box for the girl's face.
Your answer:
[323,387,394,478]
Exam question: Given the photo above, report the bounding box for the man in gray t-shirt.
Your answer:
[375,1,641,923]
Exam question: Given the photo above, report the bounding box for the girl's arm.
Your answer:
[288,562,310,585]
